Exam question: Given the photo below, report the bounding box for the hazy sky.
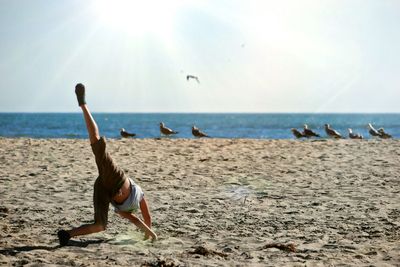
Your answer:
[0,0,399,112]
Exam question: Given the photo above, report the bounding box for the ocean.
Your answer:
[0,113,399,139]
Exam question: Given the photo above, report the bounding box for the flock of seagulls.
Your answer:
[120,122,210,138]
[120,122,392,140]
[291,123,392,139]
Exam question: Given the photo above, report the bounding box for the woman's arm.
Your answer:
[139,197,152,240]
[118,211,157,241]
[139,198,152,228]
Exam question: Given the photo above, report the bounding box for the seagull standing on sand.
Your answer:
[368,123,381,137]
[186,75,200,83]
[378,128,392,139]
[120,128,136,138]
[348,128,363,139]
[303,124,320,138]
[291,128,306,139]
[324,124,342,139]
[192,125,209,138]
[159,122,178,136]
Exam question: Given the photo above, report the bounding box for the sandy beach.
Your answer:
[0,137,399,266]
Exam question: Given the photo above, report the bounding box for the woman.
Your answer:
[57,83,157,246]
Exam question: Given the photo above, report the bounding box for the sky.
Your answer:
[0,0,399,113]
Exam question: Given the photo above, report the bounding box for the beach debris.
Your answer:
[189,245,228,258]
[0,206,9,218]
[143,257,178,267]
[38,165,48,171]
[303,124,320,137]
[192,125,209,138]
[262,243,296,252]
[143,251,180,267]
[185,208,200,213]
[0,206,9,213]
[348,128,363,139]
[291,128,306,139]
[159,122,178,136]
[378,128,392,139]
[324,124,342,139]
[240,251,253,259]
[186,75,200,83]
[120,128,136,138]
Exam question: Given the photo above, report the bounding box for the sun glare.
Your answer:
[92,0,188,36]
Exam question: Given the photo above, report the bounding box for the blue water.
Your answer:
[0,113,399,139]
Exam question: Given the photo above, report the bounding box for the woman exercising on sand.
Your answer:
[57,83,157,246]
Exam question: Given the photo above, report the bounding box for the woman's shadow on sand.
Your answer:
[0,239,105,256]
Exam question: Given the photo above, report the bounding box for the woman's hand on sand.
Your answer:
[118,211,157,241]
[144,231,158,242]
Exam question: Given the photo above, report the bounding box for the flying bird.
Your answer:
[159,122,178,136]
[192,125,209,138]
[324,124,342,139]
[348,128,363,139]
[120,128,136,138]
[378,128,392,139]
[368,123,381,137]
[186,75,200,83]
[303,124,320,138]
[291,128,306,139]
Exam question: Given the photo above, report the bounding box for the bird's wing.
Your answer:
[199,129,209,137]
[166,127,178,134]
[305,129,316,135]
[165,127,173,134]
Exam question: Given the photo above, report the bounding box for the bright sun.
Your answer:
[92,0,188,36]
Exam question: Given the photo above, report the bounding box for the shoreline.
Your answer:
[0,136,396,140]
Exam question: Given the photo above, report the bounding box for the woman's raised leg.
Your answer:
[75,83,100,144]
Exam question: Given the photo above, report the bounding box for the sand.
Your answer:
[0,137,399,266]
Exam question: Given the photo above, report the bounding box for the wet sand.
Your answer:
[0,138,399,266]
